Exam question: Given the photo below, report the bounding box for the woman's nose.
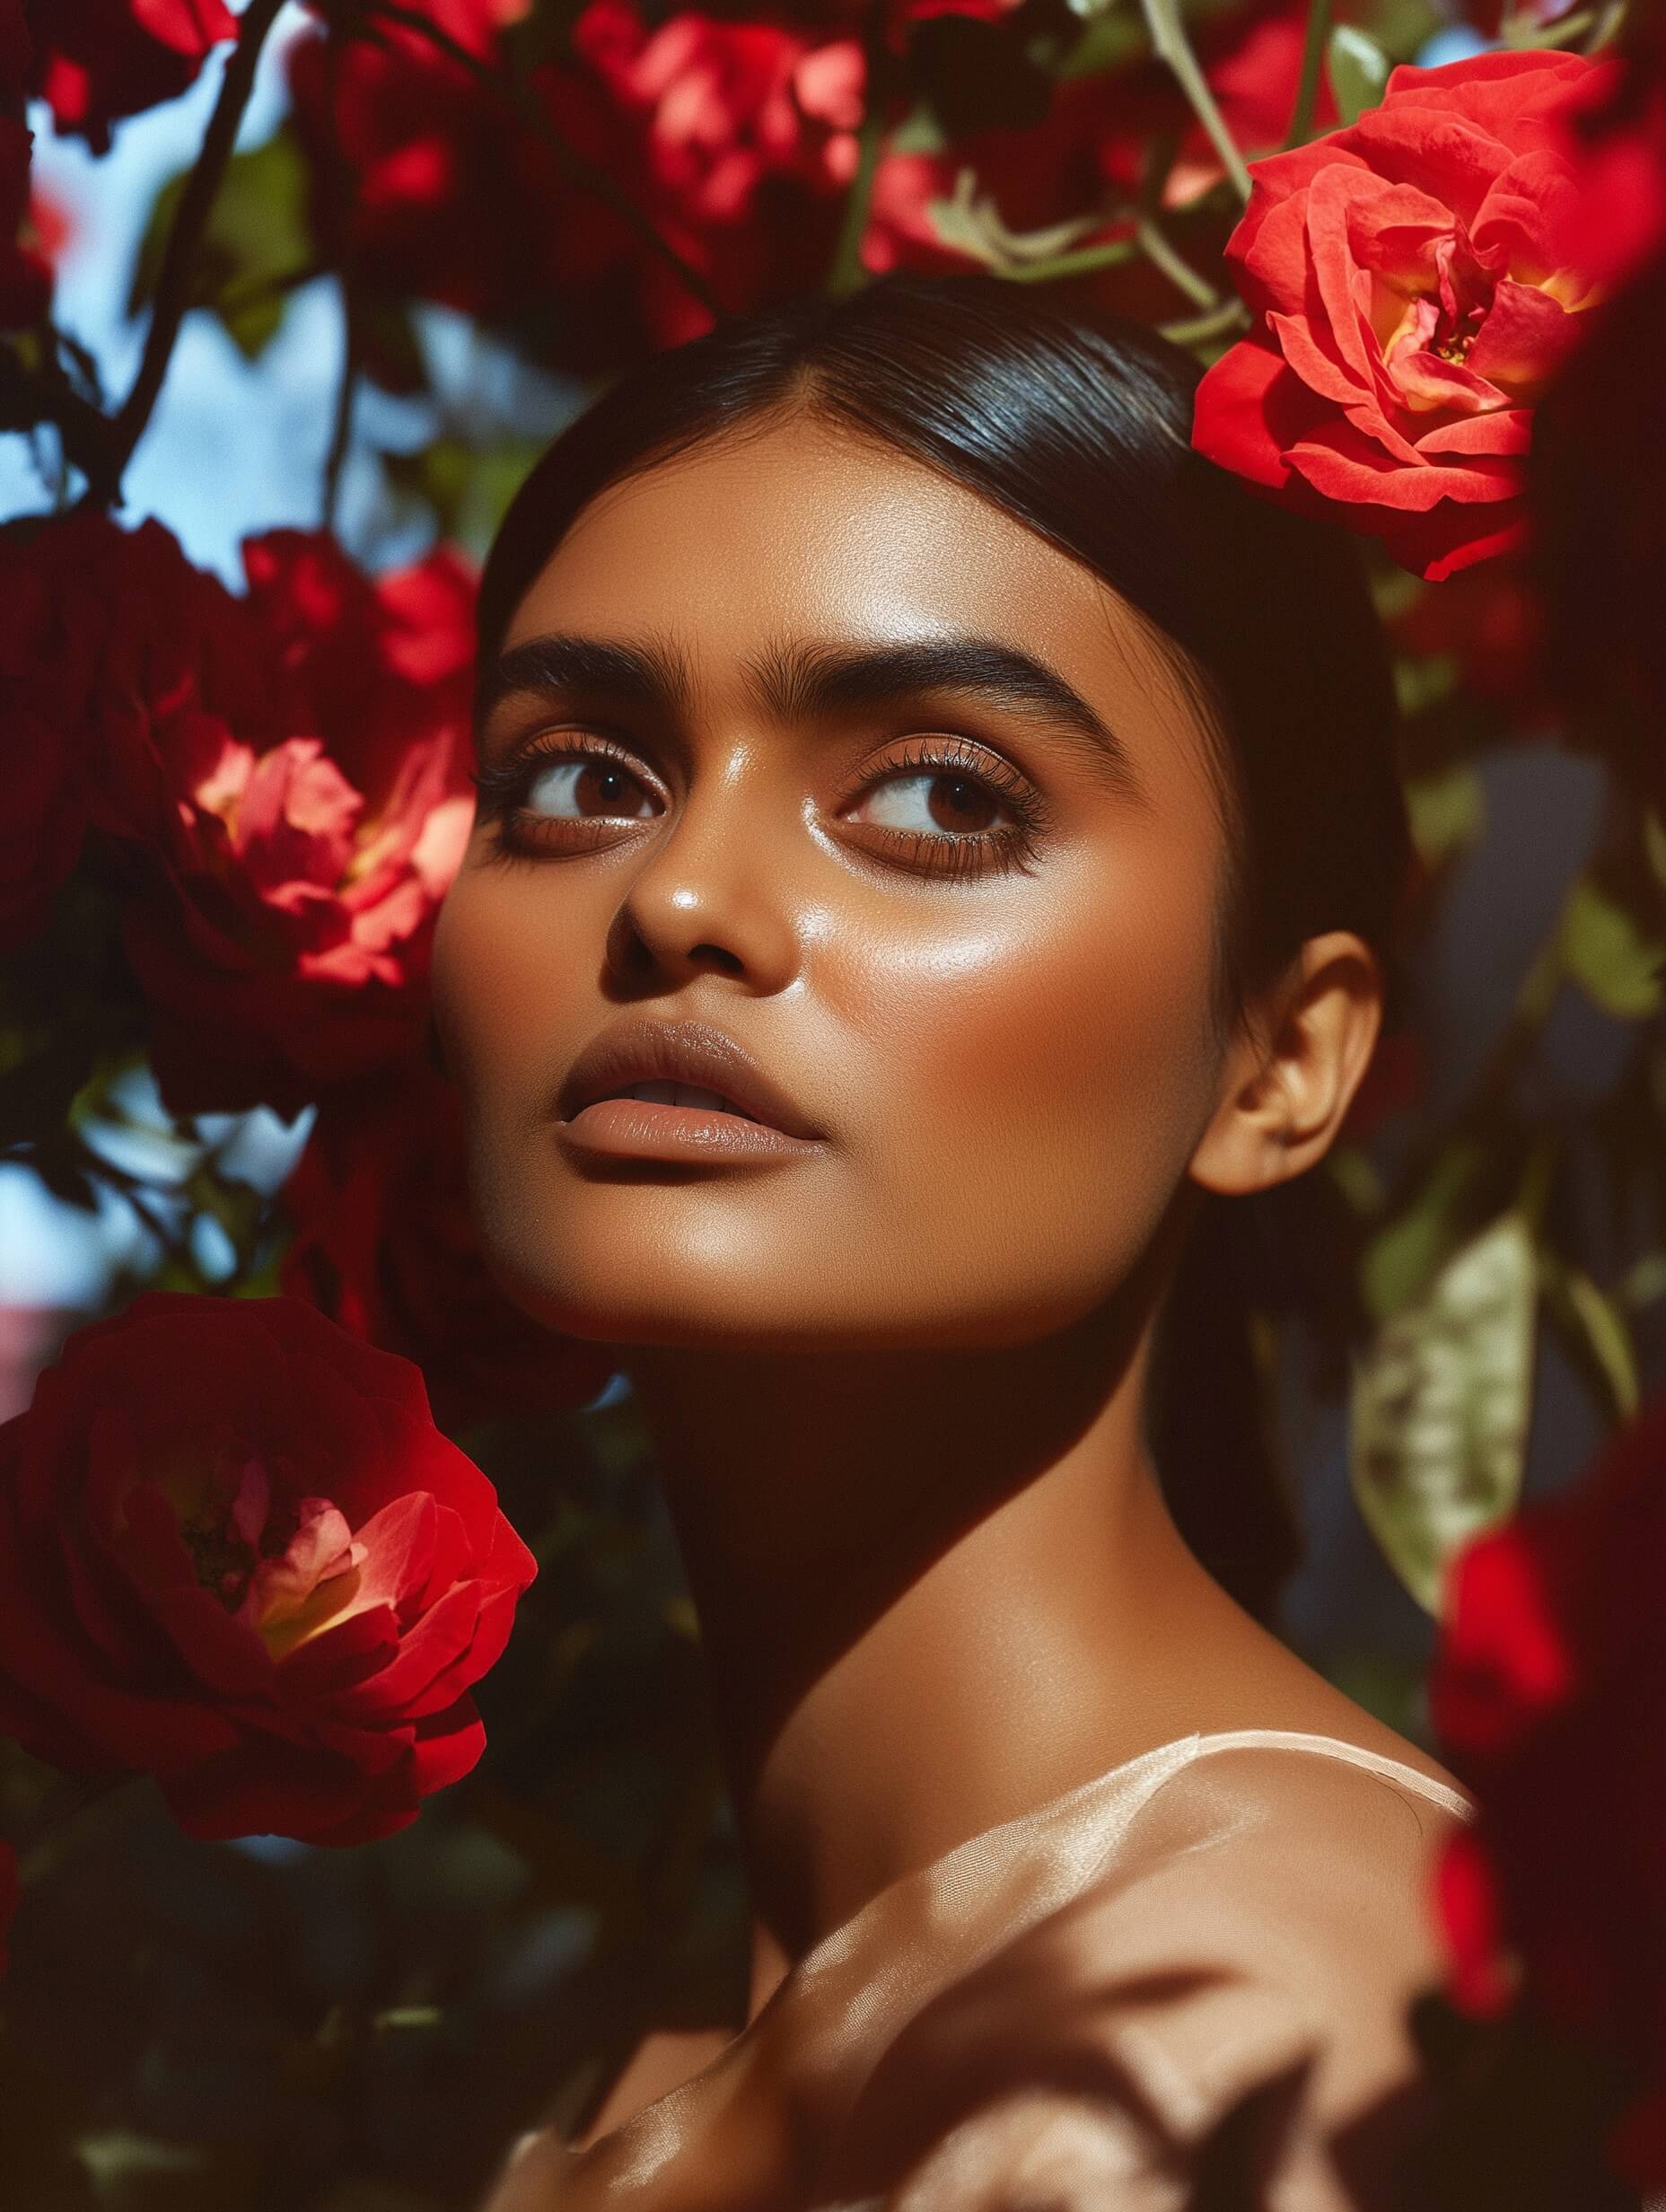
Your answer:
[604,761,804,992]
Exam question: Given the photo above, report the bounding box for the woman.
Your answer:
[434,273,1475,2209]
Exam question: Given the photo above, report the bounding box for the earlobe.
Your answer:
[1188,932,1384,1198]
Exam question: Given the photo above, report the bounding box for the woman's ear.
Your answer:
[1188,930,1383,1198]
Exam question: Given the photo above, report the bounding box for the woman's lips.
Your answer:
[555,1096,825,1164]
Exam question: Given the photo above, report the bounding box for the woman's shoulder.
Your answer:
[823,1728,1471,2208]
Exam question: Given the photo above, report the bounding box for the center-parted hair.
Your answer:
[477,272,1411,1626]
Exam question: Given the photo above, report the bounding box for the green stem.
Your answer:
[1135,215,1217,311]
[1136,0,1251,203]
[995,234,1139,285]
[1284,0,1334,150]
[825,0,891,299]
[99,0,289,504]
[1161,296,1250,347]
[353,0,723,324]
[320,31,360,531]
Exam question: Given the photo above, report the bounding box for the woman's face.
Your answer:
[432,410,1241,1355]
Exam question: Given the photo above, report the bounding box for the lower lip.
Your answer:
[555,1098,823,1163]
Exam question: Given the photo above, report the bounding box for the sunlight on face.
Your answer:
[432,411,1234,1354]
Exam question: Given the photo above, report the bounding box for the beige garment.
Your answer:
[479,1729,1476,2212]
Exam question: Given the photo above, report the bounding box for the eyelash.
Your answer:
[469,731,1050,882]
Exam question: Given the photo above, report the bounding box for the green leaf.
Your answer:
[1559,877,1665,1020]
[1620,1251,1666,1312]
[373,2006,443,2031]
[1542,1255,1640,1421]
[75,2130,208,2201]
[1404,762,1485,868]
[1360,1141,1486,1321]
[1327,24,1391,125]
[1351,1210,1537,1613]
[1644,807,1666,891]
[127,127,313,364]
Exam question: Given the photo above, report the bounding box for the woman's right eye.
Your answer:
[523,755,658,821]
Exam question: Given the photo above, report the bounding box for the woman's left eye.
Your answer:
[846,768,1006,839]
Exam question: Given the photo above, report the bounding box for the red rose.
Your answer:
[279,1058,616,1434]
[1194,49,1614,581]
[13,514,477,1115]
[1428,1388,1666,2189]
[567,0,863,343]
[0,1293,537,1847]
[27,0,237,154]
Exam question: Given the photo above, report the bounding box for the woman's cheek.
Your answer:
[433,862,574,1115]
[876,861,1220,1312]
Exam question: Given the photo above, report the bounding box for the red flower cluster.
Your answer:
[1,514,477,1116]
[287,0,867,365]
[2,1,51,329]
[0,1295,537,1846]
[287,0,1329,366]
[279,1058,616,1434]
[25,0,236,154]
[1195,50,1613,580]
[1429,1388,1666,2190]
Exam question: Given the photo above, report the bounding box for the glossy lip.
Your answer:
[554,1016,826,1164]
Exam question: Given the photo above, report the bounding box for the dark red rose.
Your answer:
[1390,557,1549,720]
[1428,1388,1666,2190]
[12,514,476,1116]
[0,516,110,949]
[1,2,48,330]
[25,0,237,154]
[279,1059,616,1434]
[1530,28,1666,807]
[286,0,551,332]
[1194,50,1615,581]
[0,1293,537,1846]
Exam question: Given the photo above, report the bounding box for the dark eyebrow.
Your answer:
[476,632,694,729]
[748,635,1143,798]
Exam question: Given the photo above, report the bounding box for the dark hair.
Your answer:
[478,272,1409,1626]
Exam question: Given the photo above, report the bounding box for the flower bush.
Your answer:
[2,0,1665,2199]
[0,1293,538,1846]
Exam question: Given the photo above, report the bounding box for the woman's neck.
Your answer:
[619,1293,1258,1984]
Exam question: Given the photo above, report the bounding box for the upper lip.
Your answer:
[558,1017,822,1139]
